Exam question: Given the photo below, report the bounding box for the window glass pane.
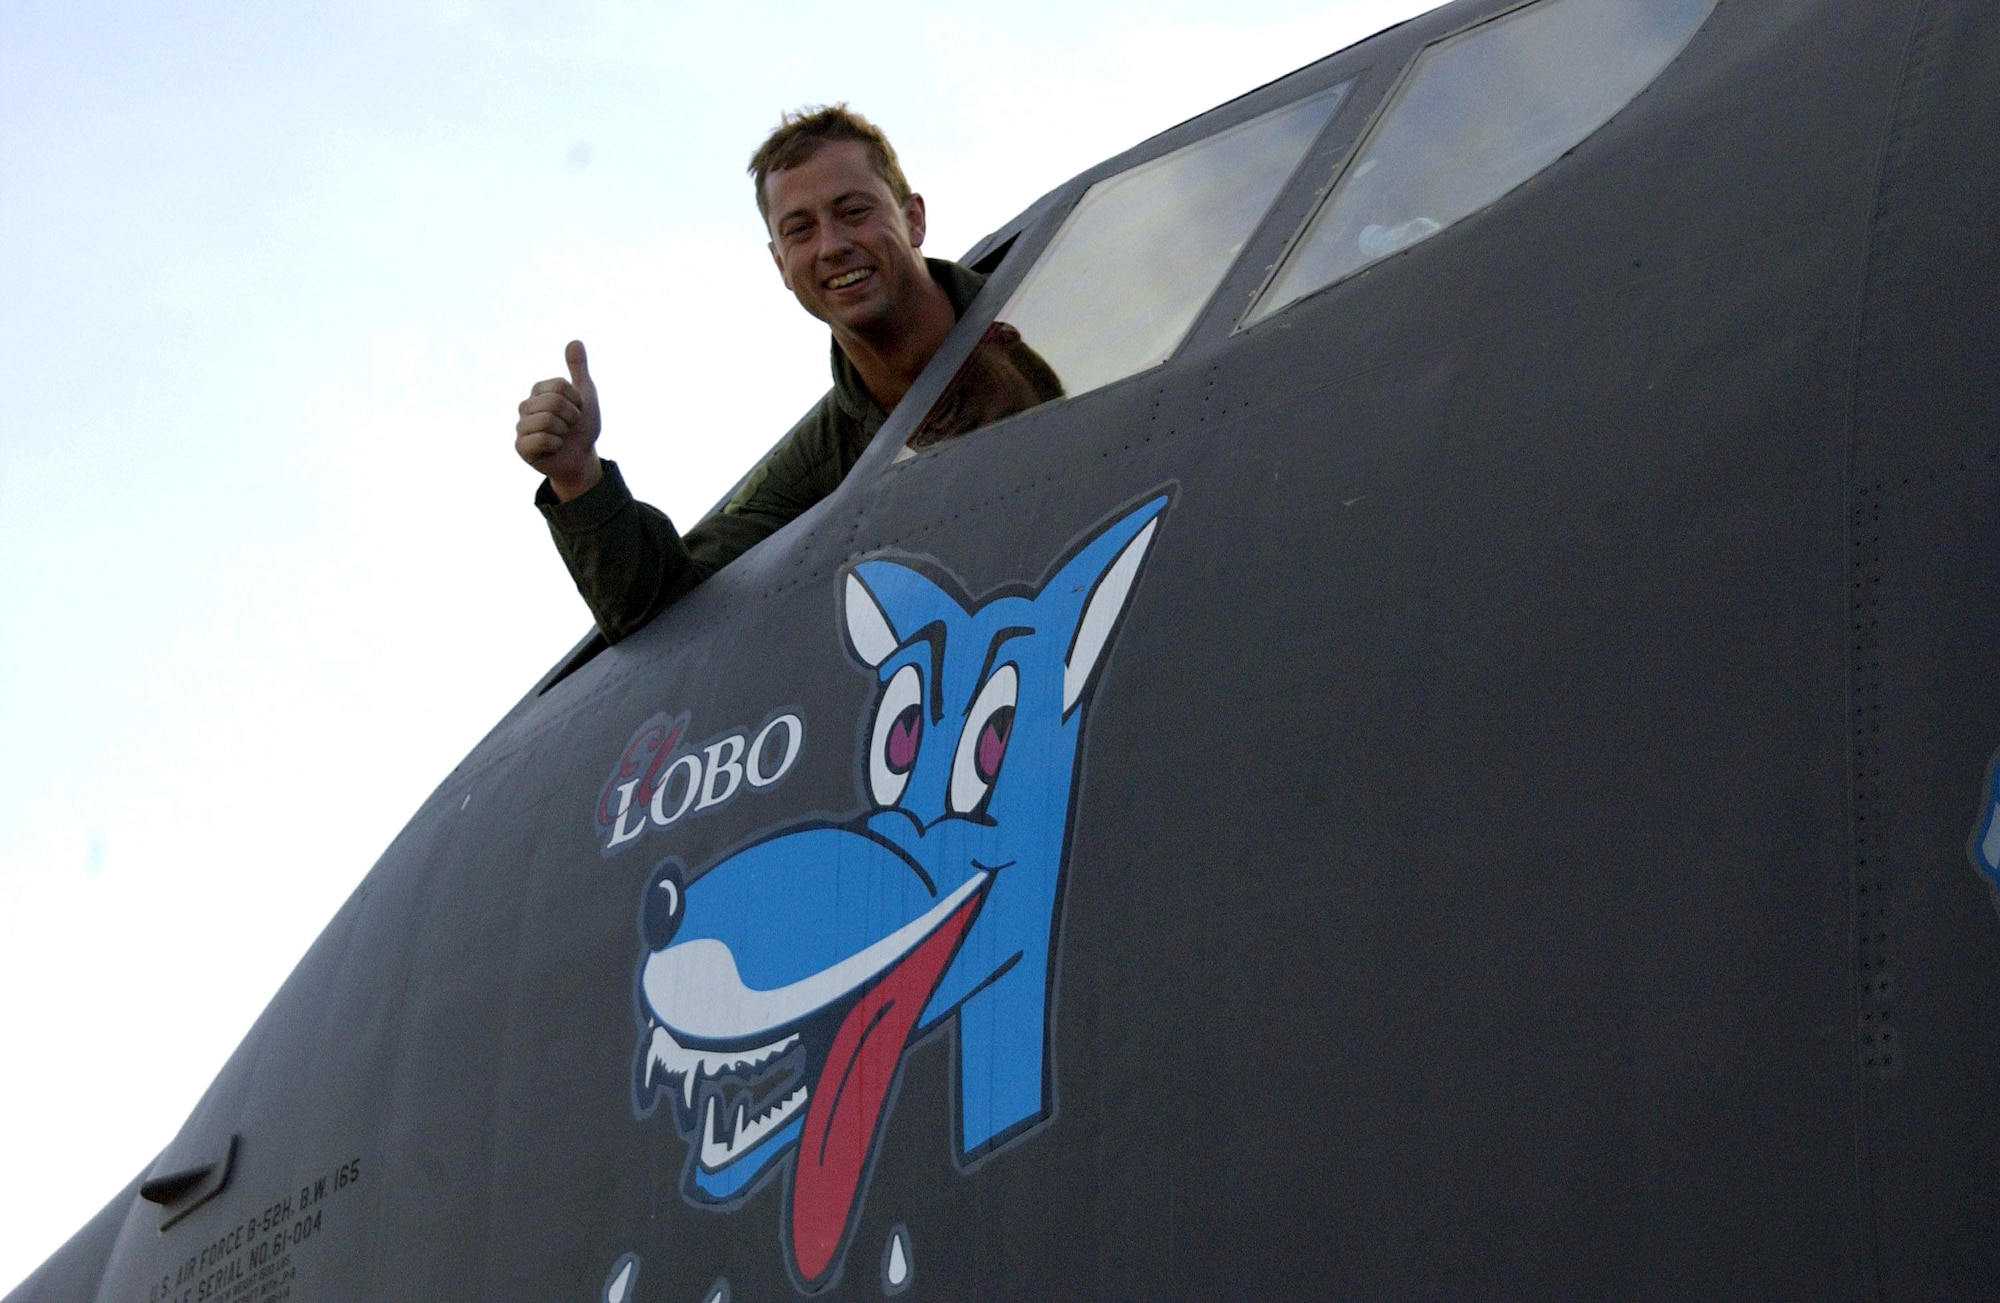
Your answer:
[911,83,1347,450]
[1246,0,1713,325]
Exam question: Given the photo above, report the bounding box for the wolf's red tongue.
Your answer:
[791,891,983,1285]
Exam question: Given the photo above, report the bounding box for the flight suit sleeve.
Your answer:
[681,395,854,578]
[537,460,703,643]
[535,394,852,643]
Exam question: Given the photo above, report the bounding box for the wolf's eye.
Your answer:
[870,664,923,806]
[886,706,921,772]
[951,665,1018,815]
[974,707,1013,783]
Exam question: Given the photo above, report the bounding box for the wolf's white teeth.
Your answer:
[696,1086,809,1171]
[649,1025,799,1100]
[734,1102,747,1138]
[732,1087,808,1157]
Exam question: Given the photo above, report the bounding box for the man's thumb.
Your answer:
[566,339,593,389]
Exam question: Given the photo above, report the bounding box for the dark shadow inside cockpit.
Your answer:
[908,322,1065,450]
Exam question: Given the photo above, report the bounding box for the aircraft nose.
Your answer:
[641,860,685,951]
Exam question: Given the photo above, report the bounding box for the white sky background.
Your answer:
[0,0,1441,1289]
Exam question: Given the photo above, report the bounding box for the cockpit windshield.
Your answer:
[1245,0,1715,324]
[909,82,1349,450]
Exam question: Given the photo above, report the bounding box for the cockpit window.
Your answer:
[910,82,1349,450]
[1244,0,1714,326]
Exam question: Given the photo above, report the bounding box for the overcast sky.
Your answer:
[0,0,1442,1289]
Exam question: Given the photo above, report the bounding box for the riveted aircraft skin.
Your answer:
[14,0,2000,1298]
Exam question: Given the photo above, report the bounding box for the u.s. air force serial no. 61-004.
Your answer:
[14,0,2000,1297]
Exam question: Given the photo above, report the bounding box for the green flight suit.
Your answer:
[537,259,986,643]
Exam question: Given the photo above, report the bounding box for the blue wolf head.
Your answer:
[630,494,1168,1289]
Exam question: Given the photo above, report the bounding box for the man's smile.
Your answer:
[825,267,874,290]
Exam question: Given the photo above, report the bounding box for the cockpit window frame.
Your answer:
[869,0,1705,473]
[1229,0,1718,332]
[1171,37,1424,360]
[869,47,1381,473]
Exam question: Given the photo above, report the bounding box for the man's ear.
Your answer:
[903,192,927,249]
[768,240,792,291]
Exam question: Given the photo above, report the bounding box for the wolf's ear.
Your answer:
[1063,511,1164,716]
[844,572,900,668]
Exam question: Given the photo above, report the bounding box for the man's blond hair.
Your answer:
[748,104,912,225]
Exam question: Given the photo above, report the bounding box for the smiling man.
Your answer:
[514,106,1048,643]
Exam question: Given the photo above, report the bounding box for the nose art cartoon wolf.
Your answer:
[631,495,1168,1289]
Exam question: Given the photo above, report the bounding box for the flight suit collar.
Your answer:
[828,258,988,423]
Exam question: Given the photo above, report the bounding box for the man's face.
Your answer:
[765,139,930,339]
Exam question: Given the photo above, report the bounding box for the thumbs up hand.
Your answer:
[515,339,605,501]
